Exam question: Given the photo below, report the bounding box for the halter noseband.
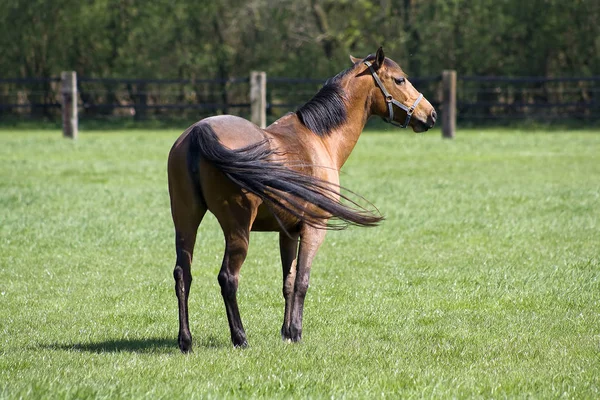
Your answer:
[364,61,423,128]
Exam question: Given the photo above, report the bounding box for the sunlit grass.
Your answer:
[1,128,599,398]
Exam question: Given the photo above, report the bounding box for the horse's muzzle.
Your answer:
[413,109,437,132]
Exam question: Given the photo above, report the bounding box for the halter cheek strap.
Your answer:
[364,61,423,128]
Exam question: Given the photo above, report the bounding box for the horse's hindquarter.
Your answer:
[173,114,340,233]
[168,115,266,172]
[204,115,267,150]
[207,114,339,232]
[196,116,273,230]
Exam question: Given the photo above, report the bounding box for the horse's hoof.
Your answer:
[281,333,301,343]
[289,327,302,342]
[179,343,192,353]
[231,329,248,348]
[178,333,193,353]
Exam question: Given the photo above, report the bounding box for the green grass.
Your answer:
[1,127,599,398]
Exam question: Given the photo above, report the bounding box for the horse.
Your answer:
[167,47,436,352]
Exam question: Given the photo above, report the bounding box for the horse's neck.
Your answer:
[322,86,371,169]
[268,80,372,170]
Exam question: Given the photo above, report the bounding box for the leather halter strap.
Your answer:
[364,60,423,128]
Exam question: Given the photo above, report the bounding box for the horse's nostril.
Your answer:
[427,109,437,128]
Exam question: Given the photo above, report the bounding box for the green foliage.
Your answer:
[1,128,599,398]
[0,0,598,80]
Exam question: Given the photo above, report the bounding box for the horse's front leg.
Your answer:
[279,231,300,340]
[286,227,327,342]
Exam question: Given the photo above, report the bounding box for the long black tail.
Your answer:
[187,123,383,230]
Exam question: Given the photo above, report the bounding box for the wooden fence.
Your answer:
[2,72,599,139]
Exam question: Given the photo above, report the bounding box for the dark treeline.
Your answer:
[1,0,599,81]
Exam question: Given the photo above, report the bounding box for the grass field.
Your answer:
[1,128,599,398]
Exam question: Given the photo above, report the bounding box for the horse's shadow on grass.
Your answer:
[41,335,228,354]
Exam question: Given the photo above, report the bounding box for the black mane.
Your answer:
[296,71,350,136]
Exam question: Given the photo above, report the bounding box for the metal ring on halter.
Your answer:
[364,61,423,128]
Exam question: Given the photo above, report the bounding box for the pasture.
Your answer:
[1,128,598,398]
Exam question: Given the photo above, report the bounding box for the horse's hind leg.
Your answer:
[213,196,259,347]
[218,227,252,347]
[173,215,203,353]
[170,179,206,353]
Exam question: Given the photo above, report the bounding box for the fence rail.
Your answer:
[1,72,599,138]
[456,75,600,123]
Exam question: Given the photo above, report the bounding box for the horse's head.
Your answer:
[351,47,437,132]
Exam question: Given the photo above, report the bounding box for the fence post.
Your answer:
[61,71,78,139]
[441,70,456,139]
[250,71,267,128]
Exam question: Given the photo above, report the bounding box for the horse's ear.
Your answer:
[373,47,385,70]
[349,55,362,64]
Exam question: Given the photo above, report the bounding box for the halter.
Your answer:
[364,61,423,128]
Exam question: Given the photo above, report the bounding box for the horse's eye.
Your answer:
[394,77,406,85]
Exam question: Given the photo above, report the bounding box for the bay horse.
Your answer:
[168,47,436,352]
